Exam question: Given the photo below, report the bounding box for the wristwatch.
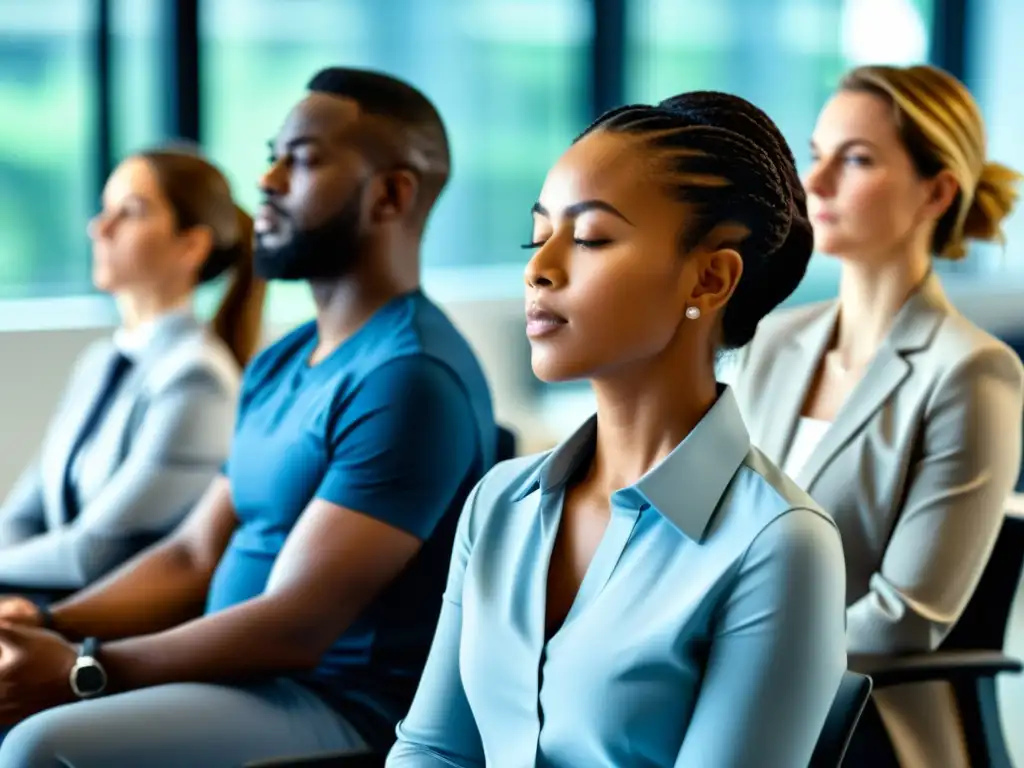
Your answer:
[37,603,54,630]
[69,637,108,699]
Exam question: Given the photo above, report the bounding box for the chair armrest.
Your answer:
[849,651,1023,688]
[242,749,384,768]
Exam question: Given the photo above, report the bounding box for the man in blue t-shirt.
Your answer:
[0,68,497,766]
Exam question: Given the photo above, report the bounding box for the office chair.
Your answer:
[850,513,1024,768]
[810,671,873,767]
[496,424,517,464]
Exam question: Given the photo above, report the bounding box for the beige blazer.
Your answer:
[724,274,1024,766]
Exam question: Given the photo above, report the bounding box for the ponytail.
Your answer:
[208,205,267,368]
[135,147,265,367]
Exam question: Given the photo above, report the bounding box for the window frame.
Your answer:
[0,0,972,328]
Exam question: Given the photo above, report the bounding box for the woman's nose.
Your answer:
[523,238,569,290]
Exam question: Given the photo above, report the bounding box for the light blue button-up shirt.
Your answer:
[388,387,847,768]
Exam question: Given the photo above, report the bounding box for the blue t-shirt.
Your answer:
[208,289,496,748]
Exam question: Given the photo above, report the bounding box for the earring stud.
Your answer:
[685,306,701,320]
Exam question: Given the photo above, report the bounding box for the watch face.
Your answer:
[74,662,106,696]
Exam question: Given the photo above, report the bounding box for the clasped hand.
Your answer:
[0,600,78,725]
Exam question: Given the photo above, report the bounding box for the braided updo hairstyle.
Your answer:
[577,91,813,350]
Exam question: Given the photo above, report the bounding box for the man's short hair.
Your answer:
[307,67,451,211]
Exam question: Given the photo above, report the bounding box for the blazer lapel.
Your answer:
[799,274,949,489]
[51,347,121,523]
[54,313,200,522]
[798,347,910,488]
[757,303,838,464]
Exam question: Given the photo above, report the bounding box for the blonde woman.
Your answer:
[726,64,1024,766]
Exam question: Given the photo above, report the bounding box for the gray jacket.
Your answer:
[0,313,240,589]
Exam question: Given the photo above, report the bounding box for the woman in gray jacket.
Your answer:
[0,147,265,596]
[725,64,1023,767]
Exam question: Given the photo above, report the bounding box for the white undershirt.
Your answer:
[782,417,832,479]
[113,307,192,356]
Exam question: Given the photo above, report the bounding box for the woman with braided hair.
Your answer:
[387,91,847,768]
[725,64,1024,767]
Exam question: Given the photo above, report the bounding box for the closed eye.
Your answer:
[268,152,294,168]
[575,238,612,249]
[520,238,612,250]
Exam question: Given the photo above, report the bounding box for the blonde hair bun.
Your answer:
[959,161,1022,246]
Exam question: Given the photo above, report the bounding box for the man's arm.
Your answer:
[96,356,482,690]
[49,475,239,641]
[102,499,426,688]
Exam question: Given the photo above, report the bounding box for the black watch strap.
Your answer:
[38,604,55,630]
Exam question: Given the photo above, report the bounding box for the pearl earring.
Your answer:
[685,306,701,320]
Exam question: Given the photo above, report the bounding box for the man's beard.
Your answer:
[254,190,364,282]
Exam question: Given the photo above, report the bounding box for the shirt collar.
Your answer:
[512,385,751,542]
[113,308,194,357]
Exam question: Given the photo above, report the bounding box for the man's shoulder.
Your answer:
[239,298,492,424]
[373,292,484,372]
[353,292,492,409]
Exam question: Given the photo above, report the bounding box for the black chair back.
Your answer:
[810,671,873,767]
[941,512,1024,768]
[496,425,517,463]
[943,514,1024,652]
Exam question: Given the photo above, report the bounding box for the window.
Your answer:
[0,0,97,300]
[969,0,1024,276]
[200,0,590,319]
[110,0,170,159]
[626,0,936,304]
[841,0,930,66]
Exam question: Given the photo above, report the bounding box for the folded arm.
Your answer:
[846,346,1024,653]
[674,508,847,768]
[0,374,235,590]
